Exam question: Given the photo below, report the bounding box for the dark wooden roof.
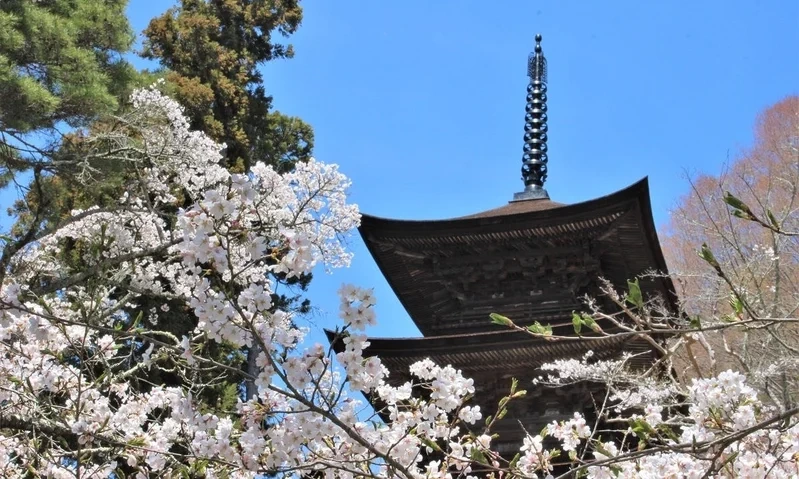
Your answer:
[326,327,657,455]
[458,198,565,218]
[359,178,677,336]
[326,328,657,379]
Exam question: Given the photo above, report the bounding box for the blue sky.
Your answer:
[63,1,799,340]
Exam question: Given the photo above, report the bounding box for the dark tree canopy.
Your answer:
[0,0,136,182]
[142,0,313,173]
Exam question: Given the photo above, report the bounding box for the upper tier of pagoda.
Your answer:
[359,178,677,337]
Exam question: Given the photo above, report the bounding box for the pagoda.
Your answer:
[337,35,678,454]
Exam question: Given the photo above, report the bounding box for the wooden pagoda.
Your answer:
[335,35,678,454]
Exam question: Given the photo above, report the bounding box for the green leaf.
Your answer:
[192,460,209,477]
[128,436,148,447]
[723,191,754,220]
[721,314,738,323]
[582,314,602,333]
[594,441,615,459]
[626,279,643,309]
[421,437,442,452]
[657,423,680,442]
[572,312,583,335]
[630,418,655,441]
[699,243,721,270]
[729,293,744,316]
[527,321,553,337]
[689,316,701,329]
[490,313,513,327]
[718,451,739,471]
[568,449,577,461]
[767,210,780,229]
[723,192,746,210]
[129,310,143,331]
[470,447,488,465]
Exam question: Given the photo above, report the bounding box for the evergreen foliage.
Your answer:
[142,0,314,173]
[0,0,136,184]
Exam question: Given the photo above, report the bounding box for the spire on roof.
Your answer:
[513,34,550,201]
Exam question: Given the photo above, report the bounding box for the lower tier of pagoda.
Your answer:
[328,328,657,455]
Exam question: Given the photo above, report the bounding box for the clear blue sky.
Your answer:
[94,1,799,340]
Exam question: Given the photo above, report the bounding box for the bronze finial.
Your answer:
[514,34,550,201]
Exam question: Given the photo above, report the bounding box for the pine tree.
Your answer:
[0,0,137,184]
[142,0,313,173]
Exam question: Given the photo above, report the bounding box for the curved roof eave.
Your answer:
[359,177,651,234]
[357,177,680,326]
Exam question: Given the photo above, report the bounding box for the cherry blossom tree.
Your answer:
[0,86,797,478]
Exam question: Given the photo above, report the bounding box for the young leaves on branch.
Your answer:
[625,279,643,309]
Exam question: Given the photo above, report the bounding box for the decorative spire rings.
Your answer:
[514,34,550,201]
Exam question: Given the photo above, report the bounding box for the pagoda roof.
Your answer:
[361,178,653,237]
[325,327,659,453]
[458,198,566,218]
[359,178,677,336]
[326,328,657,380]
